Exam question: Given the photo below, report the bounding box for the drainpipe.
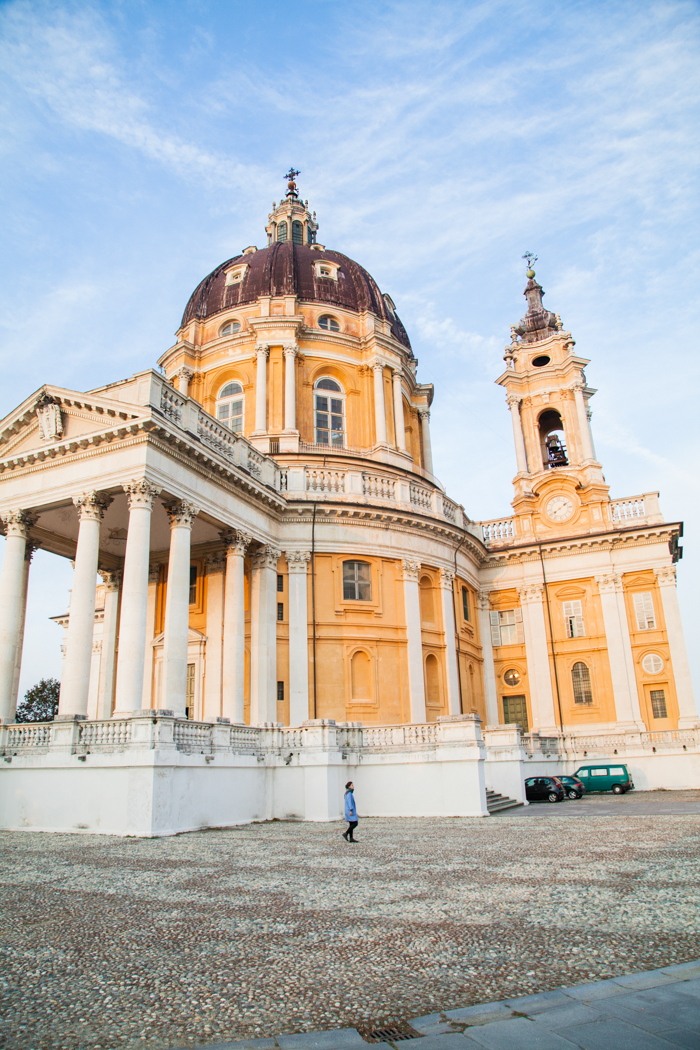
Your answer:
[452,531,469,714]
[537,542,564,731]
[311,502,318,719]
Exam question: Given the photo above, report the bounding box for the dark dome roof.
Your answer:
[180,242,411,350]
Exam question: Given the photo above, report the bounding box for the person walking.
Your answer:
[343,781,358,842]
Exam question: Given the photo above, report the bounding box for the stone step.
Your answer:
[486,790,523,813]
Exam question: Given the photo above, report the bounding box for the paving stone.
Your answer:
[455,1017,580,1049]
[610,971,678,991]
[503,990,575,1014]
[660,962,700,980]
[655,1030,700,1050]
[676,978,700,999]
[529,1004,603,1029]
[645,999,700,1030]
[597,998,679,1033]
[562,978,634,1002]
[399,1035,476,1050]
[445,1003,515,1025]
[277,1030,365,1050]
[410,1013,445,1028]
[556,1018,685,1049]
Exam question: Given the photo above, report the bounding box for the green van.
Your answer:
[573,763,634,794]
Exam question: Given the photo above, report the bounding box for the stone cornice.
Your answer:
[482,522,680,566]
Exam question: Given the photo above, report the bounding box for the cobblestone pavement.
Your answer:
[1,791,699,1050]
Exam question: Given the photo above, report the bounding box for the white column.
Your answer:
[114,480,160,715]
[392,369,407,451]
[571,381,595,462]
[507,395,529,474]
[140,565,160,709]
[476,591,499,726]
[282,346,298,433]
[250,545,280,724]
[162,500,198,717]
[401,559,426,723]
[58,492,110,718]
[253,344,269,434]
[0,511,34,722]
[222,531,250,724]
[175,366,194,398]
[418,409,434,474]
[97,570,121,720]
[372,363,387,445]
[202,552,226,722]
[518,584,558,733]
[87,641,102,720]
[655,566,698,728]
[439,569,461,715]
[595,574,645,729]
[10,541,35,719]
[287,551,311,725]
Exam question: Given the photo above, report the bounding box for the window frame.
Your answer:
[462,586,470,623]
[318,314,341,332]
[633,591,656,630]
[342,560,372,602]
[563,599,585,639]
[314,376,346,447]
[219,319,242,337]
[490,608,524,646]
[215,380,245,434]
[650,689,668,719]
[571,661,593,704]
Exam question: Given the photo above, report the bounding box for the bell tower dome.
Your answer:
[496,257,609,536]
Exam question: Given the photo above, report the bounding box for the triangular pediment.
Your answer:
[0,384,145,459]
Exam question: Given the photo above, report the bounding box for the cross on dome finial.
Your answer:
[284,168,301,198]
[522,251,538,279]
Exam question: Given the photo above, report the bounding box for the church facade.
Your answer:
[0,177,697,834]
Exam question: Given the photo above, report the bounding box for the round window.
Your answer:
[504,668,521,687]
[220,320,241,336]
[531,355,551,367]
[318,315,340,332]
[642,653,664,675]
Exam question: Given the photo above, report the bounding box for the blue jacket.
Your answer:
[344,790,358,821]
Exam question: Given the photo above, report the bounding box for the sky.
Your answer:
[1,0,699,703]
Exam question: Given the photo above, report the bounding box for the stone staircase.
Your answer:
[486,789,523,814]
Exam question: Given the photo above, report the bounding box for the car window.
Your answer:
[577,769,589,777]
[525,779,536,786]
[609,767,625,776]
[591,769,608,776]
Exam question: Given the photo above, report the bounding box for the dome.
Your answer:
[180,242,412,350]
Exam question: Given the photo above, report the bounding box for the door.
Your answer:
[185,663,195,721]
[503,694,529,732]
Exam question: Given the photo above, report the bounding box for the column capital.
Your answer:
[371,361,385,374]
[569,380,585,394]
[517,583,544,603]
[251,544,281,570]
[400,558,421,582]
[221,529,252,555]
[506,394,522,409]
[205,551,227,575]
[98,568,122,591]
[1,509,37,539]
[595,573,623,594]
[175,366,194,382]
[475,590,491,611]
[282,344,298,358]
[164,499,199,528]
[255,344,270,358]
[438,567,455,588]
[286,550,311,572]
[124,479,160,510]
[73,492,111,521]
[654,565,677,587]
[392,367,402,380]
[418,407,430,421]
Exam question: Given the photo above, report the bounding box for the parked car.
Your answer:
[553,775,585,800]
[573,763,634,794]
[524,776,565,803]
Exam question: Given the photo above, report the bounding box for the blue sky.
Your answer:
[1,0,699,702]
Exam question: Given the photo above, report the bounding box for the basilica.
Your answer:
[0,176,696,835]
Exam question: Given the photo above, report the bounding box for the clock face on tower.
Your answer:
[545,495,575,523]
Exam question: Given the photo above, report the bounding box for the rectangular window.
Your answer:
[277,602,284,621]
[650,689,667,719]
[186,663,195,720]
[189,565,197,605]
[563,600,585,638]
[343,560,371,601]
[315,394,344,446]
[609,767,626,776]
[277,574,284,592]
[591,768,607,777]
[633,592,656,630]
[277,681,285,704]
[462,587,470,622]
[489,609,524,646]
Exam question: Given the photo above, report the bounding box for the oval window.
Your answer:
[504,668,521,687]
[532,355,551,367]
[642,653,664,675]
[315,377,342,392]
[318,315,340,332]
[220,321,241,337]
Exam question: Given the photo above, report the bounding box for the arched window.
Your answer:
[425,654,441,708]
[571,662,593,704]
[351,650,372,701]
[277,221,288,242]
[318,315,340,332]
[216,381,244,433]
[343,560,371,601]
[419,575,435,624]
[292,220,303,245]
[314,376,345,446]
[220,320,241,337]
[539,409,568,469]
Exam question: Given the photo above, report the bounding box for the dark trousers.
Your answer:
[344,820,358,841]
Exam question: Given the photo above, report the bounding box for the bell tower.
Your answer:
[496,258,610,536]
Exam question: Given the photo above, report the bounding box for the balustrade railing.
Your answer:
[442,498,458,524]
[362,473,395,500]
[642,729,697,745]
[247,449,264,478]
[197,412,239,464]
[4,723,52,750]
[410,484,432,510]
[160,385,185,424]
[78,720,133,750]
[481,519,515,543]
[610,497,646,522]
[306,469,346,493]
[173,720,213,752]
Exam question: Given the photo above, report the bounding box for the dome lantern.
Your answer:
[266,169,319,247]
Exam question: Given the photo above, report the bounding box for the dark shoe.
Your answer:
[342,831,349,841]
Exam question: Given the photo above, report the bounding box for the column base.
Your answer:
[278,433,300,452]
[677,716,700,730]
[249,434,270,453]
[55,713,87,721]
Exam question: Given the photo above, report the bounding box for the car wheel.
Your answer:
[612,784,624,794]
[548,792,560,803]
[567,790,579,800]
